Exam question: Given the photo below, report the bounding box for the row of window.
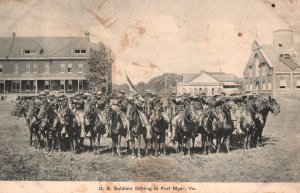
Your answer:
[8,80,84,92]
[0,63,83,74]
[22,49,87,56]
[245,78,300,90]
[247,59,267,78]
[181,87,223,95]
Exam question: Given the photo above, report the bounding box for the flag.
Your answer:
[125,72,136,93]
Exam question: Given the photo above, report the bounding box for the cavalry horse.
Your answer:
[253,95,280,147]
[176,103,197,156]
[149,102,169,156]
[16,99,41,147]
[211,100,234,153]
[37,102,63,152]
[56,98,80,154]
[126,102,147,158]
[109,105,127,156]
[239,99,257,149]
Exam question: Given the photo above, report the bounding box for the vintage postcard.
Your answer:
[0,0,299,193]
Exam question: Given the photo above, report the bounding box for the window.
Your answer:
[296,78,300,89]
[262,65,267,76]
[79,80,83,91]
[267,81,271,90]
[78,63,83,74]
[249,83,253,90]
[13,64,18,73]
[262,81,266,90]
[45,63,49,73]
[60,63,65,73]
[67,80,73,91]
[74,49,87,54]
[25,81,30,91]
[25,63,30,73]
[255,58,260,77]
[60,80,65,91]
[189,88,192,94]
[0,63,2,73]
[23,49,37,55]
[33,63,38,73]
[67,63,72,73]
[211,88,215,95]
[182,88,187,94]
[279,77,286,89]
[44,81,50,91]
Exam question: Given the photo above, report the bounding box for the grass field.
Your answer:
[0,98,299,181]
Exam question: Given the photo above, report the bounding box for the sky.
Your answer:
[0,0,299,84]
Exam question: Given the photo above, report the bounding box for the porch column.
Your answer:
[78,79,80,93]
[19,80,21,94]
[35,80,38,94]
[50,80,51,93]
[64,79,66,94]
[4,80,5,94]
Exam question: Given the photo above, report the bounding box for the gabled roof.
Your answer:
[182,73,198,82]
[0,36,96,59]
[181,71,237,83]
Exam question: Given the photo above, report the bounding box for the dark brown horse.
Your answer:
[239,100,257,149]
[211,101,234,153]
[176,103,197,156]
[126,102,146,158]
[37,102,63,152]
[109,106,127,156]
[149,102,169,156]
[253,96,280,147]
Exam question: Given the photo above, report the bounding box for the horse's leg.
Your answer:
[162,132,166,156]
[111,135,115,156]
[187,137,191,156]
[131,136,135,158]
[216,135,221,153]
[154,133,158,156]
[223,133,230,153]
[144,133,149,156]
[117,134,122,157]
[137,134,142,158]
[29,127,33,146]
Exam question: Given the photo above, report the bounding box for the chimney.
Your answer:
[84,31,90,41]
[273,29,293,50]
[12,32,16,38]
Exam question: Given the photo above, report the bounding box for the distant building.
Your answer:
[243,29,300,97]
[0,32,112,96]
[177,71,240,96]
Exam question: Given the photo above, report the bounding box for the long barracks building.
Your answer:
[0,32,112,96]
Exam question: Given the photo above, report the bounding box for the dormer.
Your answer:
[73,48,88,55]
[22,49,42,56]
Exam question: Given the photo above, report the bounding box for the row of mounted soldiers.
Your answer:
[13,89,280,157]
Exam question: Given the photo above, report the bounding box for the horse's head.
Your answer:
[37,103,48,120]
[184,103,197,123]
[268,98,280,115]
[212,105,226,126]
[83,101,94,119]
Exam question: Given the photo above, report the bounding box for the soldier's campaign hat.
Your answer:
[57,94,65,98]
[119,90,125,94]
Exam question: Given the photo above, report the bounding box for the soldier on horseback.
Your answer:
[170,94,187,143]
[110,90,131,140]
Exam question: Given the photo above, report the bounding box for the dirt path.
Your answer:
[0,98,299,181]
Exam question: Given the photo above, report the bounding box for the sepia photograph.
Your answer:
[0,0,299,192]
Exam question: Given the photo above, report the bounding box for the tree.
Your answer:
[85,43,113,94]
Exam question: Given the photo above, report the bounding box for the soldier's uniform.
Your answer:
[110,90,131,140]
[69,93,85,137]
[170,95,186,142]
